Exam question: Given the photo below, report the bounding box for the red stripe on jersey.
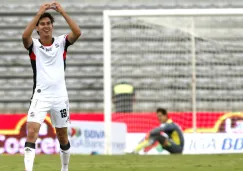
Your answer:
[63,51,67,59]
[30,51,36,60]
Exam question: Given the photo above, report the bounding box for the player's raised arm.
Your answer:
[22,3,51,49]
[51,1,81,44]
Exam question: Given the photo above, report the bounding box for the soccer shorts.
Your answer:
[163,139,183,154]
[27,97,70,128]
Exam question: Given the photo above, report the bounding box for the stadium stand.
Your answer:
[1,0,243,112]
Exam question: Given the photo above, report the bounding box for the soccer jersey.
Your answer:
[150,119,184,148]
[27,34,71,99]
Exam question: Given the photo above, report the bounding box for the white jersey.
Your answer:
[28,34,71,100]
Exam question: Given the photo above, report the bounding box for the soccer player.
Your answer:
[132,108,184,154]
[22,1,81,171]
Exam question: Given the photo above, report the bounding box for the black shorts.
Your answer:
[163,139,183,154]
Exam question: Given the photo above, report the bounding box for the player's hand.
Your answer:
[50,1,65,14]
[38,3,51,15]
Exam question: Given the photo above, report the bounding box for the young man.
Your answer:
[133,108,184,154]
[22,2,81,171]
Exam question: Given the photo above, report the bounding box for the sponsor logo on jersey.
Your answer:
[45,47,52,52]
[30,112,35,117]
[55,43,60,48]
[39,45,53,52]
[39,45,44,50]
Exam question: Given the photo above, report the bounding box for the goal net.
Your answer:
[103,9,243,154]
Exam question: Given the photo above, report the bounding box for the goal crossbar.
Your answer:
[104,8,243,17]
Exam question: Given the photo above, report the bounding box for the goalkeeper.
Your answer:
[133,108,184,154]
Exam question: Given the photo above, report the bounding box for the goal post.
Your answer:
[103,9,243,155]
[103,11,112,155]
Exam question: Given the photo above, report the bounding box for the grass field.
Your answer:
[1,154,243,171]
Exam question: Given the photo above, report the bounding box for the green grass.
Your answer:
[1,154,243,171]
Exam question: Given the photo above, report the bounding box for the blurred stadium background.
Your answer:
[1,0,243,113]
[1,0,243,157]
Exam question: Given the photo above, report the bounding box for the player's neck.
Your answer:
[39,36,53,46]
[162,118,169,123]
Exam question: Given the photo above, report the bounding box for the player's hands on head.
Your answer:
[50,1,65,14]
[38,1,64,15]
[38,3,51,15]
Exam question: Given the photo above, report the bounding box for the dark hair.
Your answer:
[36,13,54,26]
[36,13,54,35]
[156,108,167,115]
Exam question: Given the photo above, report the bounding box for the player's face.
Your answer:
[157,112,167,123]
[36,17,53,37]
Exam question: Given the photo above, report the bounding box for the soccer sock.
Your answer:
[134,139,150,153]
[60,141,71,171]
[24,142,36,171]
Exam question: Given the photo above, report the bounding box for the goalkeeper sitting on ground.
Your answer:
[132,108,184,154]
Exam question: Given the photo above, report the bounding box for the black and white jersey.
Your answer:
[27,34,71,99]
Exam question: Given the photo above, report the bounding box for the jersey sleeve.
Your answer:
[28,38,36,60]
[60,34,72,61]
[61,34,72,50]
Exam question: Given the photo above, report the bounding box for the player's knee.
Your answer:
[26,128,38,142]
[56,129,68,145]
[26,122,41,142]
[57,134,68,144]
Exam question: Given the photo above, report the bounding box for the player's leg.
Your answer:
[56,127,70,171]
[24,99,50,171]
[132,133,155,153]
[163,139,183,154]
[24,122,41,171]
[150,133,183,154]
[50,97,70,171]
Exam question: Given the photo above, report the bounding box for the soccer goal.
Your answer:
[103,9,243,154]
